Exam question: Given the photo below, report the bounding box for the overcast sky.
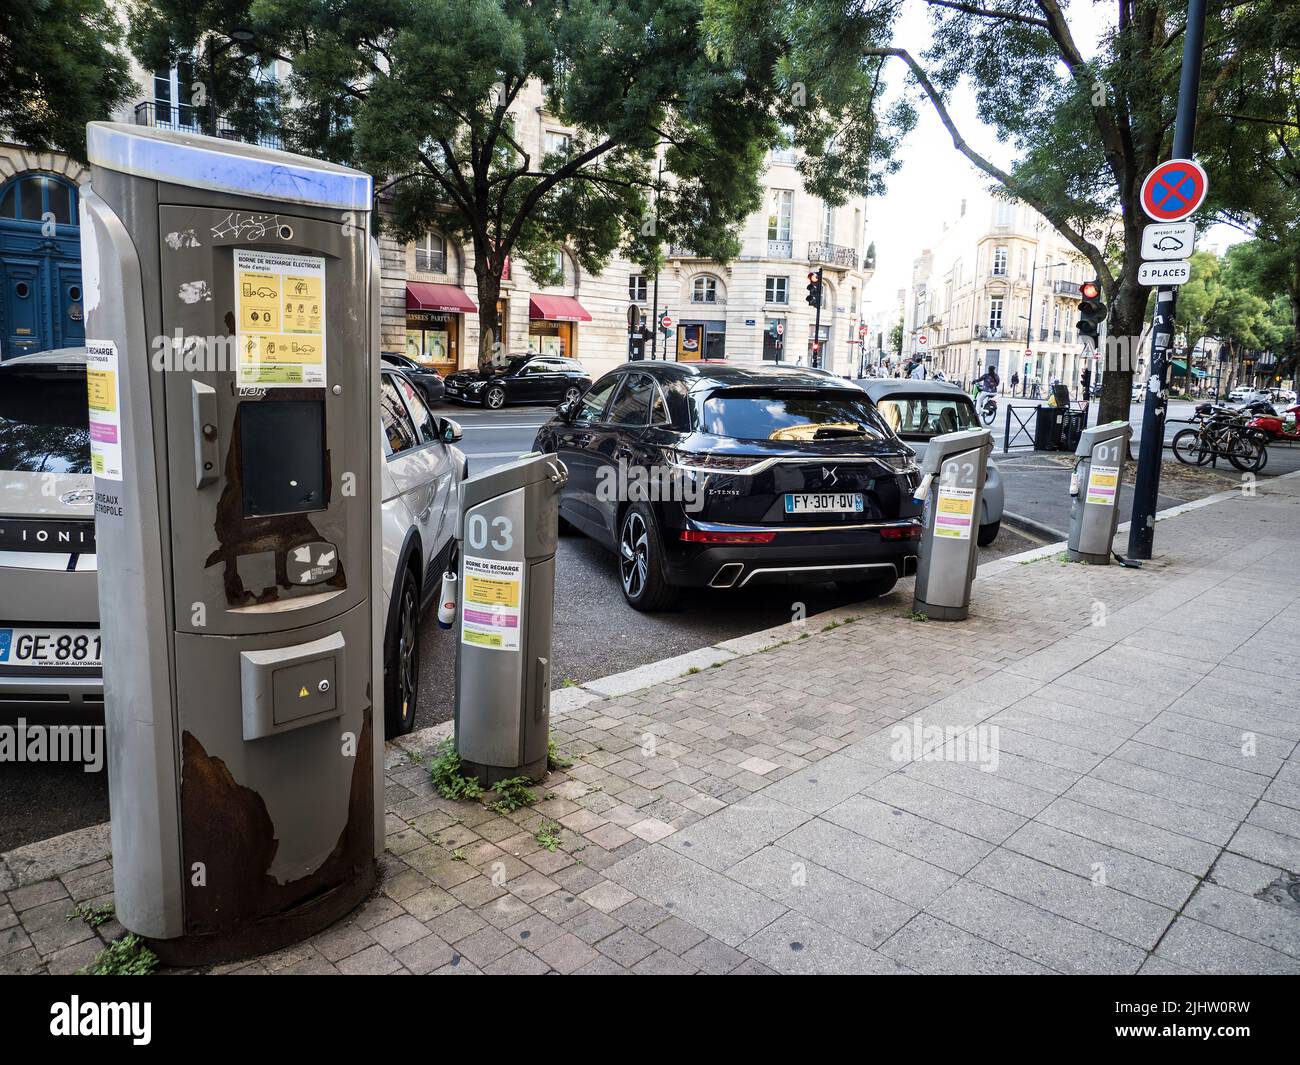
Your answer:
[862,1,1242,319]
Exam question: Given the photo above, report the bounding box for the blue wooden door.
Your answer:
[0,174,82,359]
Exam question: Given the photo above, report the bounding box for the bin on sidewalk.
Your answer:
[1033,406,1086,451]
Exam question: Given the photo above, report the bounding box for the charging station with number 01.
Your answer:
[80,123,382,964]
[1068,422,1133,564]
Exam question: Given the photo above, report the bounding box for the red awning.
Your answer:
[528,294,592,322]
[406,282,476,314]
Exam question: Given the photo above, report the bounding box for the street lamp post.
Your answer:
[1023,258,1067,397]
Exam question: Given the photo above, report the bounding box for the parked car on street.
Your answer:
[0,350,100,719]
[1229,386,1273,406]
[382,351,445,405]
[0,351,465,738]
[444,353,591,409]
[854,379,1004,546]
[533,362,923,610]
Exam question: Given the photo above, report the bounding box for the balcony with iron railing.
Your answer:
[807,241,858,269]
[975,325,1027,342]
[1054,280,1082,298]
[134,101,283,150]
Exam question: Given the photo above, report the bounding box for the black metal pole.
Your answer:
[812,266,824,368]
[650,157,662,360]
[1128,0,1207,559]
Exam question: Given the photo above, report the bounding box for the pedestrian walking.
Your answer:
[1010,371,1020,396]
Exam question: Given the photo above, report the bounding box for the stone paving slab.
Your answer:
[4,474,1299,975]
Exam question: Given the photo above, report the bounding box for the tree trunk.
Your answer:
[474,263,502,373]
[1096,270,1149,429]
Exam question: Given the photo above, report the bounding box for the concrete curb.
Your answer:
[11,470,1296,878]
[1001,509,1068,543]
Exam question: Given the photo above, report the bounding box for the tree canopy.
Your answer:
[0,0,134,159]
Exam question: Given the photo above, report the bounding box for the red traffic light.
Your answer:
[1080,280,1100,300]
[807,272,820,284]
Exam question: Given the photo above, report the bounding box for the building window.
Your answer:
[768,190,793,243]
[628,274,647,302]
[988,297,1004,333]
[153,63,197,129]
[992,247,1008,276]
[769,126,797,165]
[765,276,788,304]
[821,202,833,245]
[691,276,718,304]
[415,231,445,273]
[544,131,571,158]
[994,199,1013,226]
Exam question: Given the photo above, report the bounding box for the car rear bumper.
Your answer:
[661,519,920,589]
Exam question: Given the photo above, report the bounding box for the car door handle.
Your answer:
[192,380,219,488]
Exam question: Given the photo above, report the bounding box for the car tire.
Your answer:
[977,519,1000,547]
[483,385,506,409]
[618,503,678,611]
[835,572,898,599]
[383,564,421,739]
[563,385,583,405]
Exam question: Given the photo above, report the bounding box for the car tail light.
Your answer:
[680,529,777,544]
[666,449,768,473]
[880,524,922,541]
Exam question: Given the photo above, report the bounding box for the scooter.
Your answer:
[1247,403,1300,444]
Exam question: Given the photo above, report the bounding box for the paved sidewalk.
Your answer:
[4,478,1298,974]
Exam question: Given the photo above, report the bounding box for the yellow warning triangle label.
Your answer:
[298,686,309,698]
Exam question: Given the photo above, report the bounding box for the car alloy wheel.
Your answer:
[564,386,582,405]
[485,385,506,409]
[620,509,650,600]
[384,569,421,738]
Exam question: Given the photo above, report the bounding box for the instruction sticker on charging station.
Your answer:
[85,340,123,480]
[1085,464,1120,506]
[234,249,327,388]
[461,556,523,651]
[934,485,976,539]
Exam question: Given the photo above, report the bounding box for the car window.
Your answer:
[699,390,891,442]
[381,375,420,455]
[874,395,977,437]
[606,373,655,426]
[560,360,585,374]
[0,371,91,473]
[573,375,620,426]
[650,383,671,425]
[393,373,437,444]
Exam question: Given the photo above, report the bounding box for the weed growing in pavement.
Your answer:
[535,819,563,852]
[906,611,930,622]
[687,666,702,674]
[450,849,467,861]
[561,677,580,688]
[68,902,114,929]
[488,776,537,814]
[81,934,158,976]
[407,749,424,765]
[547,735,573,770]
[429,739,485,801]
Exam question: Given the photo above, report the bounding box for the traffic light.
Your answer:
[1077,279,1106,349]
[806,269,823,308]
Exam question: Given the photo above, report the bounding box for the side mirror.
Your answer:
[557,399,578,421]
[437,417,463,444]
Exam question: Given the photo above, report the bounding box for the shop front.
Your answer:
[406,282,476,373]
[528,294,591,359]
[678,319,726,360]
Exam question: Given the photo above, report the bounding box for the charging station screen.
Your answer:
[240,400,326,516]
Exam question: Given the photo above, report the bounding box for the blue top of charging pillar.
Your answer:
[86,122,372,212]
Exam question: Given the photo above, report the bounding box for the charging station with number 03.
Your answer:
[79,123,383,964]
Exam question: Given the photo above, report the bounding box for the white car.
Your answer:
[379,368,467,737]
[1229,386,1272,405]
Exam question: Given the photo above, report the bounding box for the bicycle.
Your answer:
[1171,405,1268,472]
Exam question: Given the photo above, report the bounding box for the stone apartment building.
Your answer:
[387,83,876,380]
[906,192,1103,393]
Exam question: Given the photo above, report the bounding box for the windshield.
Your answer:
[699,390,891,442]
[0,370,91,473]
[874,395,977,438]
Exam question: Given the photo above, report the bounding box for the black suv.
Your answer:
[444,354,591,409]
[533,362,922,610]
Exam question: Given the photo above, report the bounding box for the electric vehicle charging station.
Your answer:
[1068,421,1133,564]
[912,428,994,621]
[80,123,382,964]
[454,453,566,786]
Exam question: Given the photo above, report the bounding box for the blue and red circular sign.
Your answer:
[1140,158,1208,222]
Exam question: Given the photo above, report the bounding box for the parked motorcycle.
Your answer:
[1247,403,1300,444]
